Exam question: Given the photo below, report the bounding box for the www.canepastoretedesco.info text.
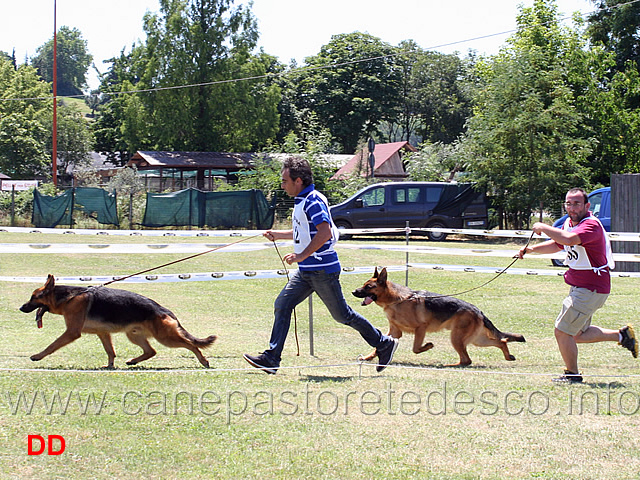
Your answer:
[3,382,640,423]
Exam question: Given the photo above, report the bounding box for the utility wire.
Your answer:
[1,0,639,103]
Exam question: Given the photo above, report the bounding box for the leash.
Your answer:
[271,241,301,356]
[99,234,263,287]
[423,230,536,299]
[31,234,263,329]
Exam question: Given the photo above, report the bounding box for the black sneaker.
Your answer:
[376,338,399,373]
[552,370,583,383]
[619,325,638,358]
[243,352,279,374]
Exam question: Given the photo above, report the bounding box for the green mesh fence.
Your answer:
[32,188,119,228]
[141,188,276,229]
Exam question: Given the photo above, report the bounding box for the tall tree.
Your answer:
[464,0,591,228]
[48,103,95,183]
[31,26,93,96]
[410,50,475,144]
[576,0,640,179]
[586,0,640,75]
[298,32,401,153]
[0,58,51,178]
[140,0,280,151]
[93,45,152,164]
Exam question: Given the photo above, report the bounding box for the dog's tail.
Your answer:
[178,323,218,348]
[482,314,526,343]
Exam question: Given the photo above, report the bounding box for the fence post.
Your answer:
[308,294,314,356]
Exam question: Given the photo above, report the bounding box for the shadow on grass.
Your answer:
[299,374,357,383]
[391,360,492,370]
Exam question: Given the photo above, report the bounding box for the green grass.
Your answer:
[61,97,93,118]
[1,232,639,479]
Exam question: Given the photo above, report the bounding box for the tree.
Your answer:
[405,141,468,182]
[94,0,280,155]
[0,57,51,178]
[139,0,280,151]
[464,0,591,228]
[298,32,401,153]
[586,0,640,75]
[48,103,95,183]
[31,26,93,96]
[576,0,640,179]
[93,45,152,165]
[380,40,424,144]
[410,50,475,144]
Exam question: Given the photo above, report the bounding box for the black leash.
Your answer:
[271,241,301,356]
[423,230,536,299]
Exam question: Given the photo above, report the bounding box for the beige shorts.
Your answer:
[555,286,609,336]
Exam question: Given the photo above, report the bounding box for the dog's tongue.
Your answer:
[35,308,45,329]
[361,296,374,306]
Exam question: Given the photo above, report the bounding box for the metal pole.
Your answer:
[11,185,15,227]
[308,294,314,356]
[405,220,410,286]
[52,0,58,186]
[129,192,134,229]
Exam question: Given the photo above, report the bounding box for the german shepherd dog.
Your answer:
[352,268,525,366]
[20,275,217,368]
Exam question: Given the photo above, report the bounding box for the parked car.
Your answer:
[329,182,489,241]
[551,186,611,266]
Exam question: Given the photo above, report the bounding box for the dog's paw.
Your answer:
[422,342,434,352]
[30,354,42,362]
[508,355,516,361]
[125,360,137,365]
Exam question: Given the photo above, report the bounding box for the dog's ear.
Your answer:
[378,267,388,285]
[44,274,55,291]
[373,266,379,278]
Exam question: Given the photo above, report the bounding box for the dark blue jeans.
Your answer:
[264,269,387,363]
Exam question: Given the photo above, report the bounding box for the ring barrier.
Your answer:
[3,226,639,366]
[2,261,640,284]
[3,225,640,241]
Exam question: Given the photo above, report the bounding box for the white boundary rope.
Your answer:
[3,225,640,241]
[0,362,638,380]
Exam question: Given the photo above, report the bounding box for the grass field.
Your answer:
[1,231,639,479]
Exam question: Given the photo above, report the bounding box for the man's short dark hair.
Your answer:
[283,156,313,187]
[567,188,588,203]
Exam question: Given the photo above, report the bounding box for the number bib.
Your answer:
[562,217,614,274]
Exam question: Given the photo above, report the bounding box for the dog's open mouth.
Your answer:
[35,307,47,328]
[361,296,375,306]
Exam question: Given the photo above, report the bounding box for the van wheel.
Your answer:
[335,220,352,240]
[426,222,448,241]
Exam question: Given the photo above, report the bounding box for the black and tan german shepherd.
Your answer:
[352,267,525,366]
[20,275,217,368]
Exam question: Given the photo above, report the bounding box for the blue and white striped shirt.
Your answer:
[293,184,341,273]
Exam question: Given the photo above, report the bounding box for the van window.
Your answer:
[361,187,385,207]
[426,186,444,203]
[589,192,603,218]
[394,187,421,204]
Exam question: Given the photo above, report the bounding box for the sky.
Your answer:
[1,0,596,91]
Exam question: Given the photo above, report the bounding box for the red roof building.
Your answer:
[331,141,417,180]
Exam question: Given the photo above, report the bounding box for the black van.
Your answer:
[329,182,489,241]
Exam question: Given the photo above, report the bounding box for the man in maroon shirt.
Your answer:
[519,188,637,383]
